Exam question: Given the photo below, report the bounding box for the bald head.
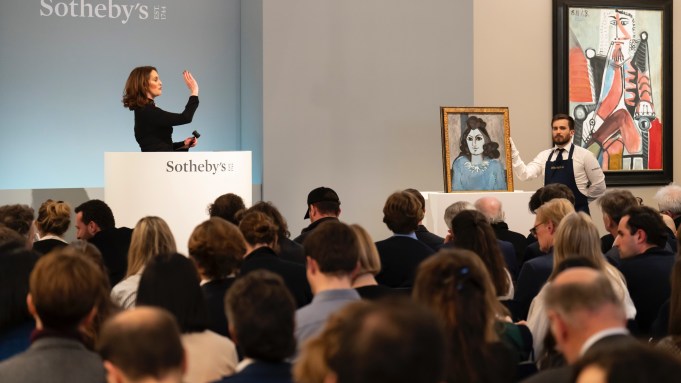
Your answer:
[98,307,185,382]
[474,197,504,223]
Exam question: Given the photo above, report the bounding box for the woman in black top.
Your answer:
[122,66,199,152]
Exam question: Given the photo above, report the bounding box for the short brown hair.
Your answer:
[551,113,575,130]
[189,217,245,279]
[598,190,638,224]
[238,211,277,247]
[0,204,34,237]
[36,199,71,237]
[304,221,358,275]
[208,193,245,225]
[382,191,424,234]
[30,250,104,330]
[122,66,157,110]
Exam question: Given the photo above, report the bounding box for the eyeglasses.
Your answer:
[529,222,546,236]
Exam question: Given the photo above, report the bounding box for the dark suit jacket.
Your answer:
[277,237,306,265]
[513,251,553,320]
[240,247,312,308]
[499,239,519,281]
[293,217,338,244]
[215,361,292,383]
[522,241,546,264]
[492,221,529,264]
[88,227,133,286]
[202,277,236,338]
[375,236,434,288]
[619,246,675,335]
[414,225,444,251]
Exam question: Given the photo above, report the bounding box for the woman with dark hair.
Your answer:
[413,249,518,383]
[452,116,507,191]
[451,210,513,300]
[208,193,245,226]
[244,201,306,265]
[188,217,245,338]
[238,211,312,307]
[122,66,199,152]
[136,252,237,383]
[32,199,70,255]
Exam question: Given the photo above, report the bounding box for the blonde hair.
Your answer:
[350,224,381,275]
[535,198,575,227]
[126,217,176,277]
[36,199,71,236]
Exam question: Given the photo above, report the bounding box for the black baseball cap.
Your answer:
[304,187,340,219]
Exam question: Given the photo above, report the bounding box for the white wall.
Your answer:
[262,0,474,239]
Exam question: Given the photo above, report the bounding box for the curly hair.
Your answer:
[458,116,501,161]
[0,204,35,237]
[188,217,245,280]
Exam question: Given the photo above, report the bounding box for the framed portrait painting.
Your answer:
[440,107,513,193]
[553,0,673,185]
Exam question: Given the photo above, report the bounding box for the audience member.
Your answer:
[443,200,475,241]
[136,252,238,383]
[97,307,186,383]
[655,184,681,231]
[75,199,133,286]
[32,199,70,255]
[404,188,444,250]
[111,216,176,309]
[615,205,675,336]
[294,187,341,244]
[526,212,636,359]
[374,191,434,288]
[188,217,245,338]
[523,268,634,383]
[0,226,39,361]
[350,224,395,300]
[414,249,522,383]
[209,193,246,226]
[0,251,106,382]
[597,189,639,265]
[513,198,575,320]
[218,270,296,383]
[239,211,312,307]
[0,204,36,249]
[243,201,305,265]
[295,220,360,349]
[476,196,528,264]
[524,184,575,262]
[323,299,446,383]
[654,254,681,353]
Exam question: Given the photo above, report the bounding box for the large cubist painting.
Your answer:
[440,107,513,193]
[553,0,673,185]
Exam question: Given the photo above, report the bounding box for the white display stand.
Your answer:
[422,191,535,238]
[105,152,252,255]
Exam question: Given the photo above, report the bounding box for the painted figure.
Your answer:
[452,116,507,191]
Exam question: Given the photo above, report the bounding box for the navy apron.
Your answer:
[544,144,590,214]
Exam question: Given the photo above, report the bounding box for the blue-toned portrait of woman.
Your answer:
[452,116,507,191]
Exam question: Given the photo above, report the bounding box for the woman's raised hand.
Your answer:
[183,70,199,96]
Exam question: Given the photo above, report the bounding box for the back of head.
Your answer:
[529,184,575,213]
[451,210,509,296]
[208,193,245,225]
[247,201,291,239]
[136,252,207,333]
[351,224,381,276]
[98,307,184,382]
[326,299,446,383]
[238,211,277,247]
[552,212,606,279]
[36,199,71,237]
[403,188,426,214]
[444,201,475,230]
[598,189,638,224]
[654,184,681,215]
[75,199,115,230]
[127,216,176,277]
[0,224,26,251]
[30,249,104,331]
[474,197,504,224]
[622,205,668,248]
[225,270,296,361]
[0,204,35,237]
[0,235,38,329]
[188,217,245,280]
[382,191,424,234]
[535,198,576,227]
[304,221,359,275]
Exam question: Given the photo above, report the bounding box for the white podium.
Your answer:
[105,152,252,255]
[422,191,535,238]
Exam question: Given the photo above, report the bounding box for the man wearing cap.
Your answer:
[294,187,341,244]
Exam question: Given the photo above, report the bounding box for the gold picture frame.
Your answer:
[440,107,514,193]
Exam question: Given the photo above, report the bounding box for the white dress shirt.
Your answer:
[510,139,606,201]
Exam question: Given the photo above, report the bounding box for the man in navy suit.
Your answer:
[614,205,675,336]
[218,270,297,383]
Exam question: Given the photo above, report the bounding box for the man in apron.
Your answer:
[510,114,606,214]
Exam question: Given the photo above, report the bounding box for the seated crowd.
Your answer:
[1,184,681,383]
